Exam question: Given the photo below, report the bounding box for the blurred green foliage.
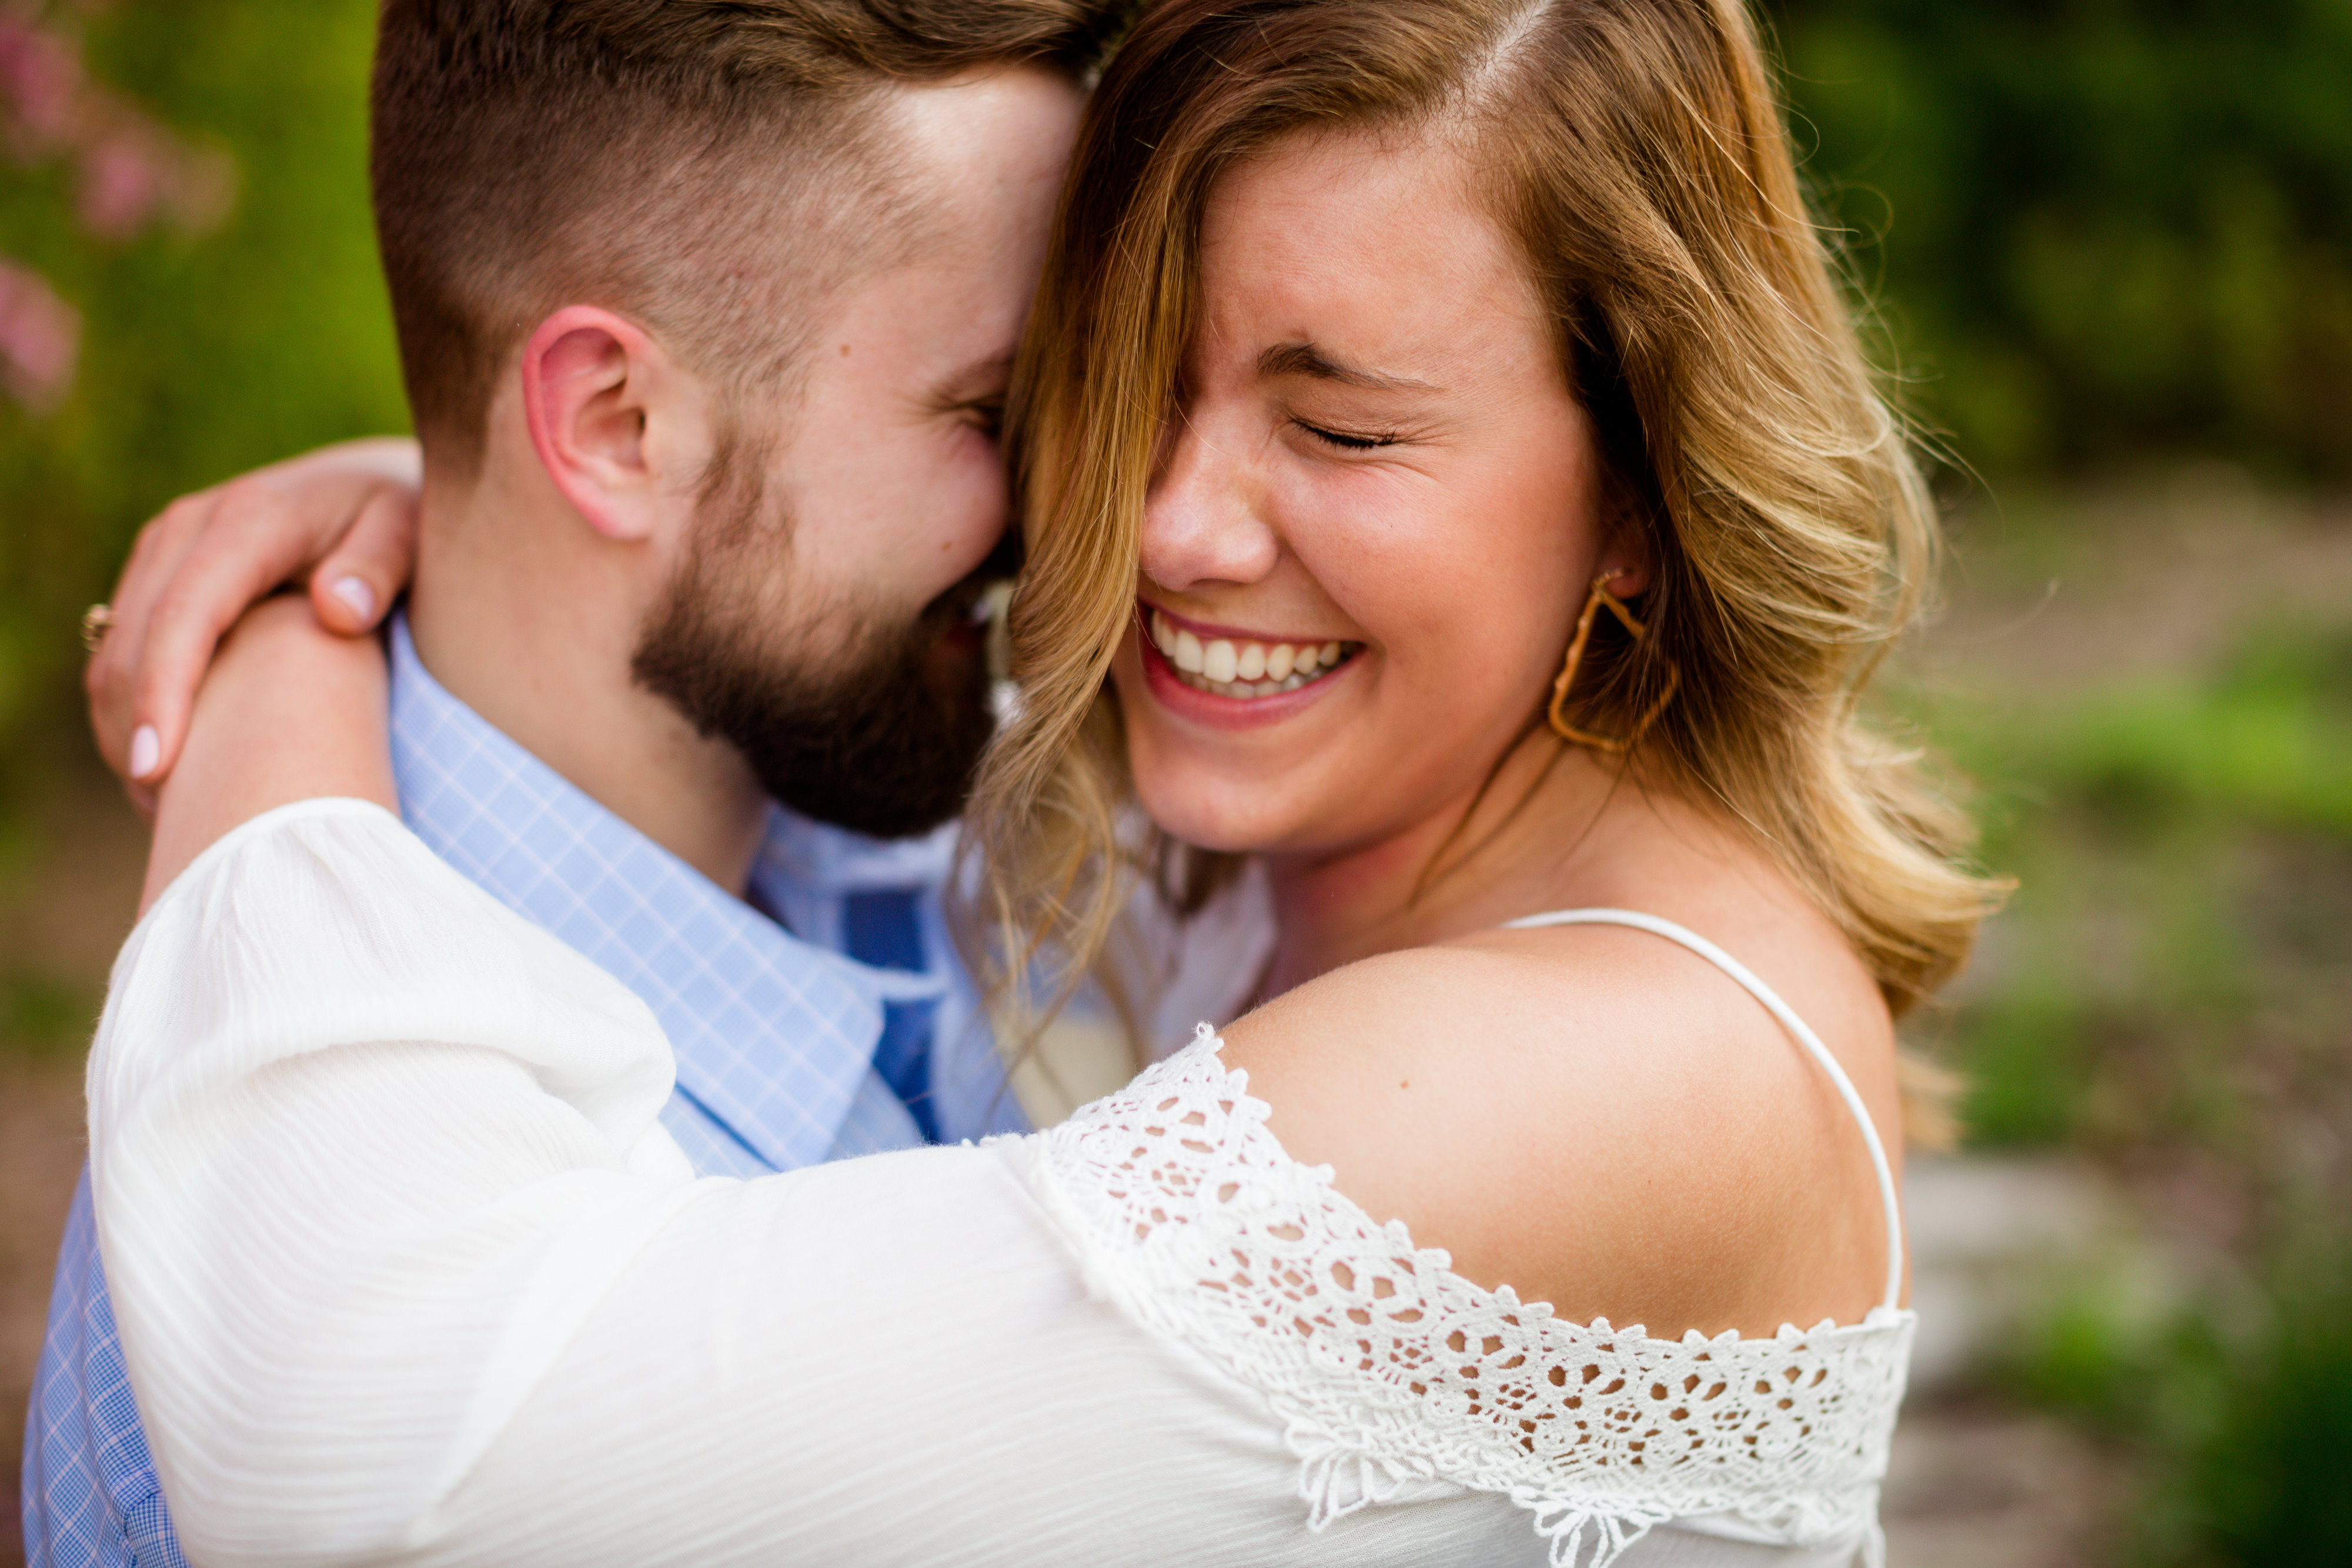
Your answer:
[0,0,403,775]
[2006,1245,2352,1564]
[0,968,91,1061]
[1773,0,2352,478]
[0,0,2343,774]
[1931,613,2352,1152]
[1911,486,2352,1563]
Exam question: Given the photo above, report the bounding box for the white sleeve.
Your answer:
[91,801,1557,1568]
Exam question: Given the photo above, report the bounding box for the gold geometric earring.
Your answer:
[1546,571,1680,753]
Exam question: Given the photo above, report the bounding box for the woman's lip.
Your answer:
[1138,600,1354,650]
[1133,621,1358,730]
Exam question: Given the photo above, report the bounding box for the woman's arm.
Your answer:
[142,593,394,910]
[85,436,419,801]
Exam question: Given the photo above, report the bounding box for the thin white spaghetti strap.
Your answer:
[1503,907,1905,1313]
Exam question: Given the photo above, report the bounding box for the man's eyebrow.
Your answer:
[1257,342,1436,393]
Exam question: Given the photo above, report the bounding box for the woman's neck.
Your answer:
[1257,726,1653,996]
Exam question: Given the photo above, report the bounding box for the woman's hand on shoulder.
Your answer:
[143,595,396,914]
[1215,924,1895,1338]
[86,437,421,811]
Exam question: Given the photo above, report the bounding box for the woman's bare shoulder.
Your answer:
[1215,910,1898,1338]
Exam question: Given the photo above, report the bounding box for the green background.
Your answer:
[5,0,2351,755]
[3,1,2349,1561]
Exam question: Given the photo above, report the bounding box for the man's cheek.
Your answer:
[948,450,1012,568]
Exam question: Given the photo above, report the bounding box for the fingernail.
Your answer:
[129,725,161,780]
[329,576,377,623]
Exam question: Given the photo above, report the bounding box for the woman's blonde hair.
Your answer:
[963,0,2000,1142]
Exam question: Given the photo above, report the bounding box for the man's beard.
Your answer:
[632,484,998,842]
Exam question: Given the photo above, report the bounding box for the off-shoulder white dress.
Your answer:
[88,801,1916,1568]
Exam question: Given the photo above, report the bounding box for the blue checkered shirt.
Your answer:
[22,614,1024,1566]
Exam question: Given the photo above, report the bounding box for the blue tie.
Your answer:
[840,888,940,1142]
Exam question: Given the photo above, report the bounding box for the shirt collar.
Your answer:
[749,809,959,1007]
[385,614,933,1172]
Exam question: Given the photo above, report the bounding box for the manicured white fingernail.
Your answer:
[129,725,161,780]
[330,575,377,623]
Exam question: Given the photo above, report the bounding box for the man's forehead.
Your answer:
[872,65,1082,227]
[801,66,1076,388]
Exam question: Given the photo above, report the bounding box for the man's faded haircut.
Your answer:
[370,0,1121,474]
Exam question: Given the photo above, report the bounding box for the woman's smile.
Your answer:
[1138,600,1364,714]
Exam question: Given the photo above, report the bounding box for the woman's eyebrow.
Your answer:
[1257,341,1436,393]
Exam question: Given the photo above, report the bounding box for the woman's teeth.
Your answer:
[1147,609,1358,699]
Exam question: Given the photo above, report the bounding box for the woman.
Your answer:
[89,1,1992,1564]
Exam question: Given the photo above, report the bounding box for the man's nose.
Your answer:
[1140,413,1281,593]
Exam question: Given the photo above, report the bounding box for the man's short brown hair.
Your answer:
[370,0,1119,473]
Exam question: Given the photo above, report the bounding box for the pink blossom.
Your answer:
[0,4,236,412]
[0,257,80,410]
[77,123,161,235]
[4,7,235,236]
[0,11,80,150]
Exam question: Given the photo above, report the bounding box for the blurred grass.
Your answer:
[2004,1243,2352,1564]
[0,973,93,1063]
[1929,614,2352,1155]
[1909,485,2352,1565]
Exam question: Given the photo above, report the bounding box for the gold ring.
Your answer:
[80,603,115,653]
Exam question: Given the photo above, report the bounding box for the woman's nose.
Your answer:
[1141,412,1281,593]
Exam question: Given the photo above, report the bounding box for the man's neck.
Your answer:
[406,466,770,897]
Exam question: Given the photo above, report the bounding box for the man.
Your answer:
[27,2,1122,1560]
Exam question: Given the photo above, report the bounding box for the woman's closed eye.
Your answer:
[1294,419,1402,452]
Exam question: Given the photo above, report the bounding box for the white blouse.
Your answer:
[88,801,1915,1568]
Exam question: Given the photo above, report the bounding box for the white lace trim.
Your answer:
[1028,1028,1916,1568]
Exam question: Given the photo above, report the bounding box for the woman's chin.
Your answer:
[1136,797,1261,857]
[1132,770,1290,857]
[1116,656,1379,858]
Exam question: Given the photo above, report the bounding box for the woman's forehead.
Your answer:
[1192,131,1551,379]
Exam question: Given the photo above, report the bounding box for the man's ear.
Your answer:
[519,306,703,543]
